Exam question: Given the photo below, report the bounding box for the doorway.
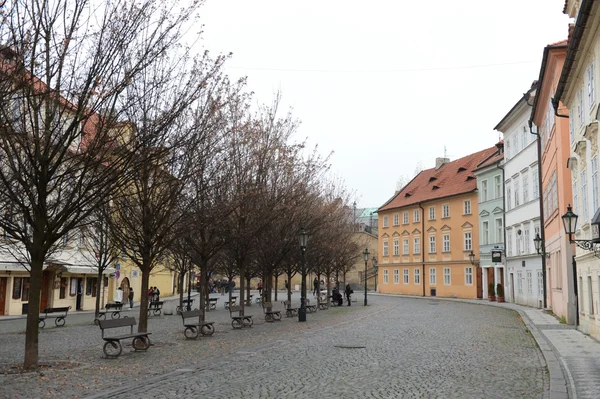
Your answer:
[476,267,482,298]
[0,277,6,315]
[120,278,131,307]
[510,273,515,303]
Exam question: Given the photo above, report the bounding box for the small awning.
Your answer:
[63,265,116,275]
[0,262,29,272]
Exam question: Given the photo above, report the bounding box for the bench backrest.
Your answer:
[149,301,164,308]
[229,305,243,314]
[263,302,274,311]
[42,306,71,314]
[282,300,290,307]
[105,303,123,310]
[181,309,205,321]
[98,317,136,330]
[209,298,218,303]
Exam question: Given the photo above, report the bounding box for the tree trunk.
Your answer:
[95,268,103,319]
[245,275,251,306]
[238,264,246,316]
[138,269,150,333]
[23,257,43,370]
[178,272,184,309]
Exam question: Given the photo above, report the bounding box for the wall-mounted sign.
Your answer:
[491,250,502,263]
[131,270,139,278]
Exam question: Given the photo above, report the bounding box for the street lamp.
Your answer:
[363,248,370,306]
[298,228,309,322]
[562,204,600,257]
[372,256,378,292]
[468,250,479,266]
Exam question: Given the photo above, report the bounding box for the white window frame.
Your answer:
[383,241,389,257]
[403,269,409,284]
[393,238,399,256]
[522,172,529,203]
[495,175,501,199]
[527,270,533,294]
[593,156,599,213]
[463,200,471,215]
[414,269,420,284]
[393,269,399,284]
[402,238,409,255]
[532,169,539,200]
[429,236,436,253]
[383,215,389,228]
[495,218,503,244]
[413,210,420,223]
[465,267,473,285]
[429,206,435,220]
[482,221,489,245]
[443,268,451,285]
[402,212,408,225]
[464,232,472,251]
[588,61,595,109]
[430,268,436,285]
[414,237,420,254]
[442,204,449,218]
[393,213,399,226]
[481,180,488,202]
[383,269,389,284]
[442,234,450,252]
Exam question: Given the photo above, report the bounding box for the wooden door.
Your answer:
[0,277,6,315]
[40,271,51,311]
[476,267,483,299]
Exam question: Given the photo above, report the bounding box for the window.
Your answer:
[463,200,471,215]
[394,269,399,284]
[413,210,420,223]
[12,277,22,299]
[443,268,451,285]
[70,277,78,296]
[514,179,520,207]
[482,221,489,245]
[393,213,399,226]
[442,204,449,218]
[443,234,450,252]
[383,270,389,284]
[522,126,528,149]
[573,181,579,214]
[59,277,68,299]
[582,170,589,221]
[495,218,503,244]
[86,277,98,297]
[403,269,409,284]
[481,180,488,202]
[538,271,544,297]
[588,61,595,108]
[414,269,420,284]
[383,216,389,228]
[430,268,436,285]
[429,206,435,220]
[570,105,575,143]
[532,169,539,199]
[403,212,409,225]
[429,236,436,253]
[464,232,472,251]
[414,237,420,254]
[402,239,409,255]
[495,175,502,199]
[522,172,529,203]
[383,241,389,256]
[578,88,584,126]
[506,139,511,159]
[518,271,523,294]
[524,227,530,254]
[527,270,532,294]
[393,238,399,256]
[593,157,599,212]
[507,231,512,256]
[506,186,512,210]
[516,231,521,254]
[465,267,473,285]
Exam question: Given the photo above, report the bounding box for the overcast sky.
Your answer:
[198,0,570,209]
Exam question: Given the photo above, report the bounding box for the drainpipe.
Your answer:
[497,160,508,300]
[419,203,425,297]
[529,120,548,309]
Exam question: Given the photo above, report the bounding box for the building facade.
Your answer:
[555,0,600,334]
[495,84,545,307]
[377,147,499,299]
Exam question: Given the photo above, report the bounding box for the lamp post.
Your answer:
[299,228,309,322]
[562,204,600,255]
[468,250,479,266]
[533,233,545,256]
[372,256,378,292]
[363,248,370,306]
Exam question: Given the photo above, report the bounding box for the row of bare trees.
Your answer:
[0,0,361,370]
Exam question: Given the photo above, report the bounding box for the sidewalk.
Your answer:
[374,293,600,399]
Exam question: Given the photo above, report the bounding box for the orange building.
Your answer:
[377,147,499,298]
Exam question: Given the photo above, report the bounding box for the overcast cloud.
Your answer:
[198,0,570,208]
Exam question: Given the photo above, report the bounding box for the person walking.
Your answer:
[345,284,353,306]
[257,280,263,295]
[128,288,134,309]
[313,277,319,296]
[115,287,123,304]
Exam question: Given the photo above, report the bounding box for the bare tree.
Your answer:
[0,0,203,369]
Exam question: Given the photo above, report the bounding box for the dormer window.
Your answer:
[428,176,437,183]
[432,185,439,190]
[405,193,411,198]
[466,176,475,181]
[458,167,467,173]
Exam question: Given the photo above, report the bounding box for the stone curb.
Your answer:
[371,293,570,399]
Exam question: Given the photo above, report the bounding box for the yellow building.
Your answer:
[377,147,499,299]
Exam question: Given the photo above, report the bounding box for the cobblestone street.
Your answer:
[0,294,546,399]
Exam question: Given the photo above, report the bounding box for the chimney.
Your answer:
[435,157,450,170]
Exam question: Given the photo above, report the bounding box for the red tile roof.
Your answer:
[378,146,499,212]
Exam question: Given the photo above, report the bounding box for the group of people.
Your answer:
[147,286,160,303]
[114,286,135,309]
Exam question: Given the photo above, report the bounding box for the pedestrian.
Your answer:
[115,286,123,304]
[128,288,134,309]
[345,283,353,306]
[257,280,263,295]
[284,280,288,291]
[313,277,319,296]
[153,286,160,302]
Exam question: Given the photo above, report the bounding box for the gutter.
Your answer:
[496,159,508,300]
[419,203,425,297]
[554,0,595,111]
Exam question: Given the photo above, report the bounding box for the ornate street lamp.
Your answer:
[372,256,378,292]
[468,250,479,266]
[363,248,370,306]
[298,228,309,322]
[562,204,600,257]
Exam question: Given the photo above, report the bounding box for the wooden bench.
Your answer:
[148,301,164,316]
[228,305,253,329]
[262,302,282,322]
[224,296,238,310]
[206,297,218,311]
[176,299,194,315]
[95,302,124,324]
[318,298,329,310]
[180,310,215,339]
[329,295,343,307]
[98,317,151,358]
[282,300,299,317]
[39,306,71,328]
[305,299,317,313]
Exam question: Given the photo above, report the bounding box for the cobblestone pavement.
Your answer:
[0,294,546,399]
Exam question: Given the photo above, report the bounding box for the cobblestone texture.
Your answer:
[0,295,546,399]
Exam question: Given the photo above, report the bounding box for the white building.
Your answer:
[494,83,544,307]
